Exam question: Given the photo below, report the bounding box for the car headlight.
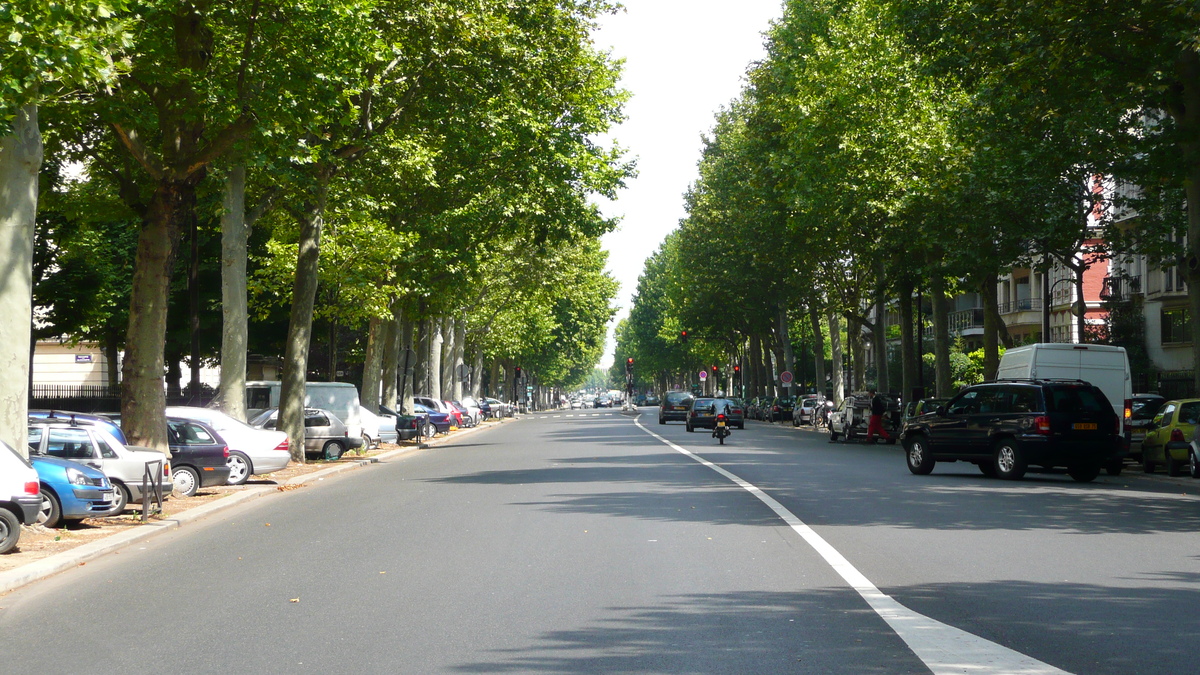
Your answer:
[66,467,90,485]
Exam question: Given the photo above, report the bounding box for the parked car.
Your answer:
[30,454,116,528]
[414,397,461,427]
[1125,394,1166,462]
[450,401,475,428]
[659,391,695,424]
[248,408,363,460]
[29,410,126,444]
[766,396,796,423]
[0,439,42,552]
[379,405,420,441]
[413,403,452,435]
[166,418,232,497]
[484,397,513,418]
[794,396,820,426]
[829,394,900,443]
[245,380,363,443]
[359,406,396,447]
[460,396,487,423]
[902,380,1121,482]
[1140,398,1200,476]
[166,407,291,485]
[28,419,173,513]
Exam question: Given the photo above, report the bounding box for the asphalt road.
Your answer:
[2,408,1198,674]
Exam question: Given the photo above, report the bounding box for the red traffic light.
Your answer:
[680,330,688,341]
[627,357,634,365]
[733,365,741,373]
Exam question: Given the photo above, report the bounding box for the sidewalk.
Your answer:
[0,416,517,595]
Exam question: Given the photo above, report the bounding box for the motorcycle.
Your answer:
[712,413,731,445]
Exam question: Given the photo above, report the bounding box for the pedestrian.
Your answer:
[865,388,892,444]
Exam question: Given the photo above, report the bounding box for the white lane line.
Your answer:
[566,415,575,418]
[631,417,1069,675]
[553,415,562,418]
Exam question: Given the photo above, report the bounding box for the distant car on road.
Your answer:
[659,391,694,424]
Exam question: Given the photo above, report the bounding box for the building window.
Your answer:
[1165,268,1174,292]
[1162,307,1192,345]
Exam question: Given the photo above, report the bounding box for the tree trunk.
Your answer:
[429,318,443,400]
[981,271,1001,381]
[470,348,484,398]
[187,205,201,399]
[809,307,826,399]
[777,305,796,399]
[381,306,399,410]
[873,280,889,395]
[898,282,916,404]
[0,103,40,457]
[216,166,250,420]
[415,318,428,396]
[400,316,415,413]
[931,273,952,397]
[279,173,330,462]
[748,334,763,399]
[827,310,844,405]
[489,360,500,398]
[360,317,384,413]
[122,177,199,452]
[452,317,466,401]
[104,337,120,390]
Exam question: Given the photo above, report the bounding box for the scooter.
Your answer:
[712,413,731,445]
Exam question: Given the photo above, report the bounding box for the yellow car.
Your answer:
[1141,398,1200,477]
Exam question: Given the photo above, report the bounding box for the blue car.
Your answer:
[31,456,116,528]
[412,403,452,435]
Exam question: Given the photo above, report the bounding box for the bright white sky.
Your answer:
[592,0,783,368]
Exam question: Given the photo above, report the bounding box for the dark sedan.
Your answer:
[166,418,233,497]
[413,403,452,436]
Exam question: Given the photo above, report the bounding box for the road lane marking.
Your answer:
[632,417,1069,675]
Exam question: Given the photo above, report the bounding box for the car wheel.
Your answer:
[226,452,252,485]
[1142,450,1156,473]
[1105,459,1124,476]
[905,436,935,475]
[994,439,1027,480]
[1165,449,1184,477]
[322,440,345,460]
[172,466,200,498]
[829,429,839,442]
[686,422,694,432]
[1068,462,1102,482]
[362,433,374,449]
[38,488,62,528]
[0,507,21,554]
[111,481,130,514]
[978,462,997,478]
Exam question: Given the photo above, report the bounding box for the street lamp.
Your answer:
[1042,275,1086,343]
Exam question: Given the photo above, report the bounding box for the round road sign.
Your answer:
[780,371,793,384]
[698,370,708,380]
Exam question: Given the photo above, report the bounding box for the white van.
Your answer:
[245,381,362,442]
[997,343,1132,436]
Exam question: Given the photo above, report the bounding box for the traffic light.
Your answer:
[711,365,720,377]
[625,357,634,373]
[680,330,688,343]
[733,365,741,377]
[514,366,522,379]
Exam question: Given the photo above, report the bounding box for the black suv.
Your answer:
[902,380,1120,482]
[659,391,695,424]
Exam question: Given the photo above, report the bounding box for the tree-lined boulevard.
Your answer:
[3,411,1198,673]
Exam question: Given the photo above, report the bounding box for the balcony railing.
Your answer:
[1100,275,1142,302]
[997,298,1042,314]
[923,307,985,338]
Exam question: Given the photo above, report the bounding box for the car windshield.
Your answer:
[1130,397,1165,421]
[665,393,691,405]
[1045,386,1111,414]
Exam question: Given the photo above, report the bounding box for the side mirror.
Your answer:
[936,405,948,417]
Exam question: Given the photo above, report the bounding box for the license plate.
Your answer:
[1073,422,1097,430]
[675,406,687,410]
[717,421,726,427]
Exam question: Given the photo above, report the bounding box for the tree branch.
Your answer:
[111,123,165,180]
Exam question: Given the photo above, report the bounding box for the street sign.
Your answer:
[698,370,708,381]
[780,371,793,384]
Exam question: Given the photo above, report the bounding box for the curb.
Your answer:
[0,416,512,596]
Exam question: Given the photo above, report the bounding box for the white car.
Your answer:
[0,439,41,554]
[28,421,174,513]
[359,406,398,447]
[459,397,485,426]
[167,407,291,485]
